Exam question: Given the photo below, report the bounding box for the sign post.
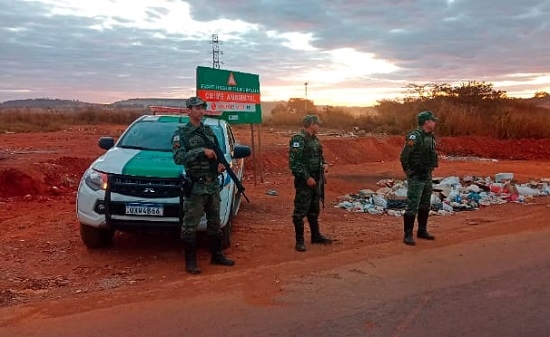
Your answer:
[196,66,262,124]
[196,66,263,183]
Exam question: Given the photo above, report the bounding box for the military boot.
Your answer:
[403,214,416,246]
[210,233,235,266]
[182,237,201,274]
[417,208,435,240]
[308,216,333,245]
[293,218,306,252]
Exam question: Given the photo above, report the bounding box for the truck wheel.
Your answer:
[80,223,115,248]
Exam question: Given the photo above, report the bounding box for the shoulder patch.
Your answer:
[292,142,301,148]
[173,135,180,142]
[408,134,416,140]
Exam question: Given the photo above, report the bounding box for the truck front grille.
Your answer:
[108,174,181,199]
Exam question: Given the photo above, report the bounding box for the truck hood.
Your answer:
[91,148,184,178]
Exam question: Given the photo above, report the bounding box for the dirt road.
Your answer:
[2,217,550,337]
[1,125,549,327]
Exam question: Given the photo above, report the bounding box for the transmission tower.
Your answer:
[211,34,222,69]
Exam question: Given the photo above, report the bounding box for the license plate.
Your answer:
[125,203,164,216]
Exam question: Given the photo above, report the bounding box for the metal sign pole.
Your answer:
[258,123,264,183]
[250,124,257,185]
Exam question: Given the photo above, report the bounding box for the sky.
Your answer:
[1,0,549,106]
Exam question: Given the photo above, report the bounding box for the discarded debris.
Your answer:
[336,175,550,216]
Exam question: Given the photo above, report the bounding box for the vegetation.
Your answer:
[0,107,143,133]
[265,81,550,139]
[1,81,549,139]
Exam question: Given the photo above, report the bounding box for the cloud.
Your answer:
[0,0,549,105]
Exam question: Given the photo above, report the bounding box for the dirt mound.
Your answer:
[439,137,550,160]
[0,157,92,199]
[0,168,40,197]
[3,129,550,199]
[254,135,550,173]
[252,136,405,173]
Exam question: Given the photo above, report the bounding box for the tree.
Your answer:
[287,98,315,114]
[534,91,549,98]
[405,81,507,105]
[447,81,506,103]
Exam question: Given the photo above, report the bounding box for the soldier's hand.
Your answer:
[204,148,217,159]
[217,163,226,173]
[306,177,316,188]
[322,164,329,174]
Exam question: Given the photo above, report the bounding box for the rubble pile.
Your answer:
[336,174,550,216]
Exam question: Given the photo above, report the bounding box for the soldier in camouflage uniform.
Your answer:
[289,115,333,252]
[400,110,439,246]
[172,96,234,274]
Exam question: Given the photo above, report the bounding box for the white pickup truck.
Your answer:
[76,113,251,249]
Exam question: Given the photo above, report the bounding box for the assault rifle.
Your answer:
[195,128,250,203]
[318,163,326,209]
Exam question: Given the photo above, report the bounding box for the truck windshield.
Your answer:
[117,121,225,153]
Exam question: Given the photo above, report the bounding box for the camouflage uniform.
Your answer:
[171,96,234,274]
[400,110,439,245]
[289,115,332,252]
[172,123,221,238]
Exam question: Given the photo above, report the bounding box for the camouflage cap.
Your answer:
[417,110,439,125]
[186,96,207,108]
[303,114,322,126]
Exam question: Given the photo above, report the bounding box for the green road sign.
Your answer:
[196,66,262,124]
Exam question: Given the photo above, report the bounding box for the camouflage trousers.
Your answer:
[292,178,320,221]
[405,174,433,217]
[181,191,221,239]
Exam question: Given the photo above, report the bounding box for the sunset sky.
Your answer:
[1,0,549,106]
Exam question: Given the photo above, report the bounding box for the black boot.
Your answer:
[210,233,235,266]
[417,208,435,240]
[308,216,333,245]
[293,218,306,252]
[182,237,201,274]
[403,214,416,246]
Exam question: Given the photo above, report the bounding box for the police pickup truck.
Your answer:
[76,111,251,249]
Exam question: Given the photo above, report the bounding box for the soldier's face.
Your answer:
[310,122,320,134]
[425,120,436,133]
[189,105,205,121]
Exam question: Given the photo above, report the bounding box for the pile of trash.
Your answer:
[336,173,550,216]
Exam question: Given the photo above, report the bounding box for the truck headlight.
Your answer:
[84,169,108,191]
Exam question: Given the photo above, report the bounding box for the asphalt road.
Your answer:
[3,228,550,337]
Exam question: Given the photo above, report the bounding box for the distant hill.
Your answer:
[0,97,285,112]
[111,98,187,108]
[4,96,547,111]
[0,98,96,108]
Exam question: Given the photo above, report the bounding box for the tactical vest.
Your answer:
[178,123,219,178]
[406,128,438,173]
[289,130,324,178]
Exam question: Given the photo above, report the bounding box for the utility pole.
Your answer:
[304,82,308,113]
[212,34,221,69]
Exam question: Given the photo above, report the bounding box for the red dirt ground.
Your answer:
[1,124,549,324]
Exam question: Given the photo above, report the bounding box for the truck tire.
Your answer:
[80,223,115,248]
